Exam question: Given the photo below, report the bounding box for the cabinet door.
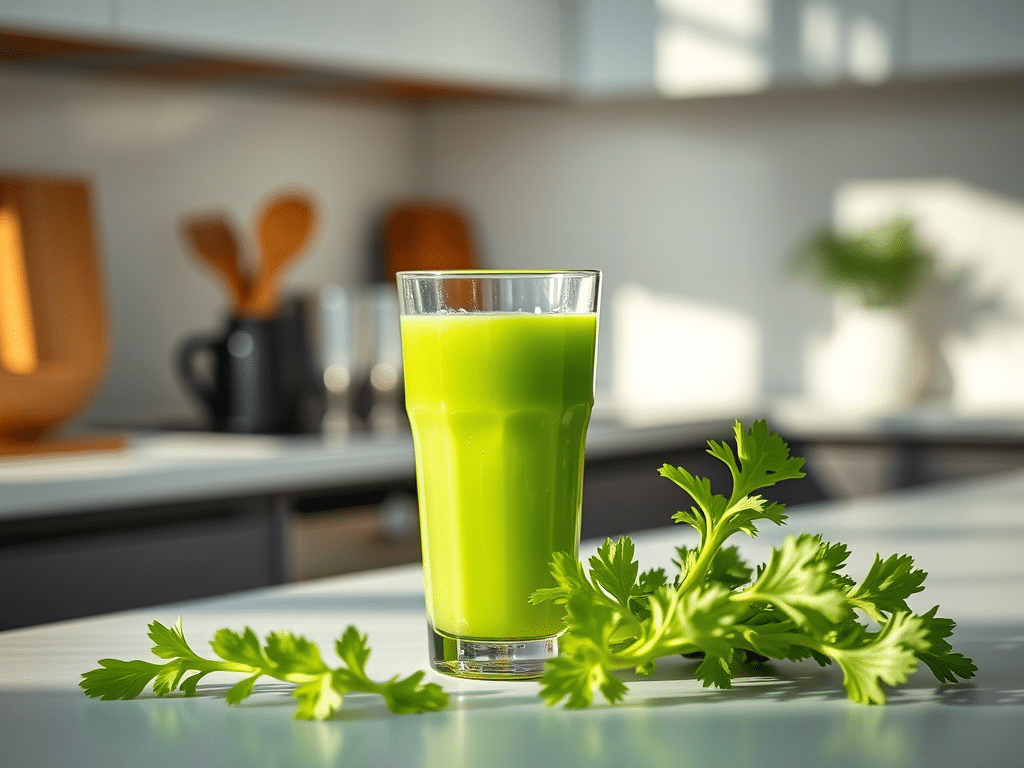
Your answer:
[0,505,276,631]
[772,0,900,85]
[575,0,661,96]
[113,0,564,91]
[904,0,1024,76]
[114,0,387,67]
[0,0,112,36]
[576,0,907,98]
[380,0,566,90]
[577,0,896,98]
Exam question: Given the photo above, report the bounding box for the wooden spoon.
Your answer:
[246,193,315,318]
[181,214,249,313]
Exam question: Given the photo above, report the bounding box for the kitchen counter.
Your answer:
[0,417,744,629]
[5,408,1024,630]
[0,416,738,520]
[768,398,1024,444]
[2,470,1022,767]
[6,404,1024,521]
[767,401,1024,499]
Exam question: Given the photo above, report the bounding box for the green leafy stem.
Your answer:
[80,618,448,720]
[530,420,977,708]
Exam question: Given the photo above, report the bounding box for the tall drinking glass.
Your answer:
[398,270,601,679]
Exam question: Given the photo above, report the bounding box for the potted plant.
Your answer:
[791,217,939,413]
[792,217,933,308]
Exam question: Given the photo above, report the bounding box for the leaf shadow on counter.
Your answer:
[129,682,412,722]
[612,633,1023,710]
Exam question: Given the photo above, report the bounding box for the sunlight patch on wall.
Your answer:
[658,0,769,38]
[832,178,1024,416]
[800,0,842,81]
[654,0,770,97]
[800,0,893,84]
[847,14,891,83]
[611,283,760,426]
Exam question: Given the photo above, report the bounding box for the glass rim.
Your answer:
[396,269,600,279]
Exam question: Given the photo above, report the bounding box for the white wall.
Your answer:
[420,79,1024,414]
[0,71,419,427]
[3,68,1023,429]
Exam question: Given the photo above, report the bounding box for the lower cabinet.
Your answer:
[288,492,421,581]
[0,500,281,631]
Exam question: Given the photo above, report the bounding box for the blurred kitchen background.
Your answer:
[2,1,1024,628]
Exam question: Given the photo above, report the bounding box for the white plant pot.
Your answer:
[806,298,928,415]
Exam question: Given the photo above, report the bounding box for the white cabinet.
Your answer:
[576,0,805,98]
[4,0,1022,99]
[574,0,902,98]
[773,0,901,86]
[1,0,565,93]
[112,0,566,92]
[380,0,566,90]
[575,0,661,96]
[574,0,1024,99]
[0,0,112,36]
[903,0,1024,76]
[112,1,388,71]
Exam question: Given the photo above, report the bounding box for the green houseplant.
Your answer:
[791,217,934,308]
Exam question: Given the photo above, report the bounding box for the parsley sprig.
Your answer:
[80,618,448,719]
[531,420,977,708]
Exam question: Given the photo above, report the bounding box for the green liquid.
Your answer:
[402,311,598,639]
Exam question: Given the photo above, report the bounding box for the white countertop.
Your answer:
[0,417,736,520]
[768,397,1024,442]
[7,402,1024,522]
[2,470,1022,767]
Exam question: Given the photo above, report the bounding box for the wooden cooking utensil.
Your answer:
[382,201,479,283]
[180,214,249,312]
[246,192,316,318]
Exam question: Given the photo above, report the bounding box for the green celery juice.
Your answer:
[401,311,598,640]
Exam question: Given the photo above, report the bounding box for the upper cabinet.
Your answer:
[2,0,1022,101]
[380,0,567,91]
[112,1,391,73]
[574,0,903,98]
[0,0,111,35]
[1,0,567,98]
[903,0,1024,77]
[112,0,567,92]
[573,0,1024,99]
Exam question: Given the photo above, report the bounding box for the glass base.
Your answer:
[428,623,558,680]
